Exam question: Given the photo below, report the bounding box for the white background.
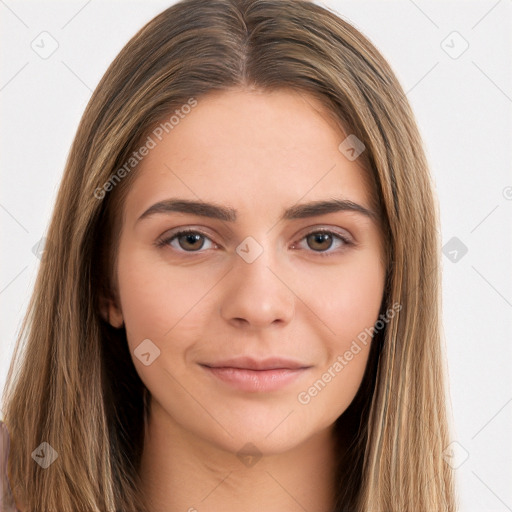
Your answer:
[1,1,511,510]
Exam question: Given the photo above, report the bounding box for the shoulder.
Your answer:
[0,420,21,512]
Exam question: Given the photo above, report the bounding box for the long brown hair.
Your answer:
[1,0,456,510]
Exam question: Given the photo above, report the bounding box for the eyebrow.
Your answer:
[137,198,376,224]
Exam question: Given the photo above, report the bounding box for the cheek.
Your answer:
[301,250,385,348]
[114,246,207,367]
[291,251,385,416]
[114,247,218,404]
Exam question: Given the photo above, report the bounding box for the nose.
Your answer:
[219,244,295,330]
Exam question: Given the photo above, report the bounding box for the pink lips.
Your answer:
[200,357,312,392]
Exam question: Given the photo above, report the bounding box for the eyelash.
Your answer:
[155,228,353,257]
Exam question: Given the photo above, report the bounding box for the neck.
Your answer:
[139,400,338,512]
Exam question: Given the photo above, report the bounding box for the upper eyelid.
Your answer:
[161,226,219,243]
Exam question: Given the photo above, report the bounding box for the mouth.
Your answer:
[202,356,311,371]
[199,357,312,392]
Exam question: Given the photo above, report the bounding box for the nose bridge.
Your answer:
[220,236,295,328]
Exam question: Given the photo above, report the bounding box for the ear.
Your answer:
[99,294,124,328]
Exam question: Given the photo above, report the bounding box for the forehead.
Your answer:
[123,88,374,221]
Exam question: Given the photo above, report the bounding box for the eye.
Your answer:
[156,229,216,252]
[292,229,352,256]
[156,227,353,256]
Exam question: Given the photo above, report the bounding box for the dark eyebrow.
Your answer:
[136,198,376,224]
[282,199,376,221]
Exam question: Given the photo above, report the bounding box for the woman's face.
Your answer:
[108,88,386,455]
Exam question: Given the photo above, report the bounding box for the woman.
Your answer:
[1,0,457,510]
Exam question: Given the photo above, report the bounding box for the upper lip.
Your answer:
[201,357,311,371]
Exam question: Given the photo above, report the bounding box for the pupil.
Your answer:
[309,233,332,251]
[181,233,203,250]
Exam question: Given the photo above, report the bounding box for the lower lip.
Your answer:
[201,366,310,392]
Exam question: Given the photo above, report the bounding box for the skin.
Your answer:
[106,88,386,512]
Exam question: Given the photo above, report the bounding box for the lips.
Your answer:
[199,357,312,392]
[201,356,310,371]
